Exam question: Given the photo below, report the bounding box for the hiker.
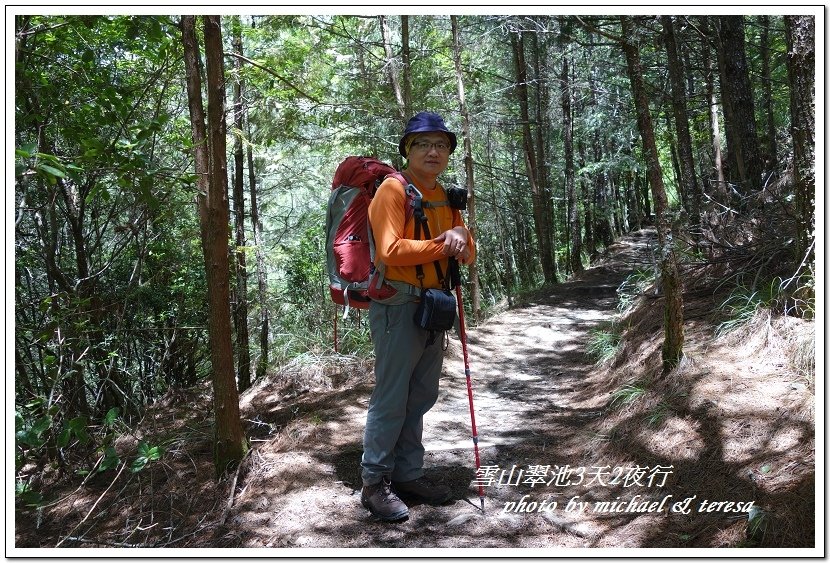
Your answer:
[360,111,476,521]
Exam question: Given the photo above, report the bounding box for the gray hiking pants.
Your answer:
[361,299,444,486]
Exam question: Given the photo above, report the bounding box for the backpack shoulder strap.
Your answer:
[385,173,447,288]
[386,172,423,224]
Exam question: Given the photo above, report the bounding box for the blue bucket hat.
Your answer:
[398,111,458,157]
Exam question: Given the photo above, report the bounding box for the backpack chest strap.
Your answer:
[422,200,449,209]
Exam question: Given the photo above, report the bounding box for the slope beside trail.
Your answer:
[224,229,666,549]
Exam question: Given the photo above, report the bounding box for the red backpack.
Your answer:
[325,156,415,314]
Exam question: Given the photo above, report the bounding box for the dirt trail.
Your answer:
[225,230,663,549]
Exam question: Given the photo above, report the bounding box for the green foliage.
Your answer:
[336,317,373,356]
[129,441,164,473]
[15,400,168,506]
[99,446,121,472]
[282,220,327,308]
[609,380,650,409]
[586,322,623,364]
[715,275,812,336]
[15,14,209,431]
[15,409,54,451]
[645,401,672,426]
[57,417,90,448]
[273,217,333,359]
[15,481,44,508]
[746,505,771,543]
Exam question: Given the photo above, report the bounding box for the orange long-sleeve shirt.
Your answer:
[369,176,475,290]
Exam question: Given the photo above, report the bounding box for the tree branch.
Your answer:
[225,51,321,105]
[55,461,128,547]
[574,15,625,45]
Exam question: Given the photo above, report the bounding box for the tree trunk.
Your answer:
[628,170,643,230]
[586,43,614,252]
[531,29,558,280]
[716,16,762,194]
[450,15,481,319]
[579,142,595,260]
[760,16,778,164]
[508,144,535,289]
[248,126,269,382]
[620,16,684,373]
[701,17,727,195]
[784,15,815,264]
[231,18,252,393]
[379,15,405,120]
[592,132,614,250]
[511,29,556,285]
[486,123,516,304]
[182,14,247,475]
[401,16,413,118]
[662,16,700,228]
[559,20,581,274]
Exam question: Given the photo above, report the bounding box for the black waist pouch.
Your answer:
[414,288,457,332]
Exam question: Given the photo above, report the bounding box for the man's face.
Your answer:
[407,133,451,180]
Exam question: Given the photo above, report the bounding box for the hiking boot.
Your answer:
[361,477,409,522]
[392,476,453,505]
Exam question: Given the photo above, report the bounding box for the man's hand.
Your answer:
[433,227,472,264]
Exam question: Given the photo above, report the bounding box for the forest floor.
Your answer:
[15,228,816,554]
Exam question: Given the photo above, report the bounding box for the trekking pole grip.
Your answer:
[449,256,462,289]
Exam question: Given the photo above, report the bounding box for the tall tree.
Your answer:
[716,16,763,194]
[620,16,684,372]
[511,28,557,285]
[451,15,481,318]
[485,122,518,302]
[231,17,252,392]
[560,18,582,274]
[759,16,778,164]
[248,124,269,381]
[784,15,815,264]
[181,14,247,474]
[530,26,557,279]
[661,15,700,227]
[700,17,727,194]
[584,36,615,252]
[379,15,406,120]
[401,16,414,118]
[578,142,595,258]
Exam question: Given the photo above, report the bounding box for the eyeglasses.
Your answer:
[411,141,450,154]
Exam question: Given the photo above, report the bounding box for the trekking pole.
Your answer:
[450,258,485,511]
[333,309,338,353]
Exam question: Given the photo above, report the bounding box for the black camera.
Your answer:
[447,186,468,210]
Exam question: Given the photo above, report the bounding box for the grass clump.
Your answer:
[617,269,657,313]
[645,401,671,426]
[717,271,815,338]
[587,322,623,364]
[609,380,649,409]
[716,278,782,336]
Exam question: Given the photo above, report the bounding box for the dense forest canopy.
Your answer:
[14,10,816,505]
